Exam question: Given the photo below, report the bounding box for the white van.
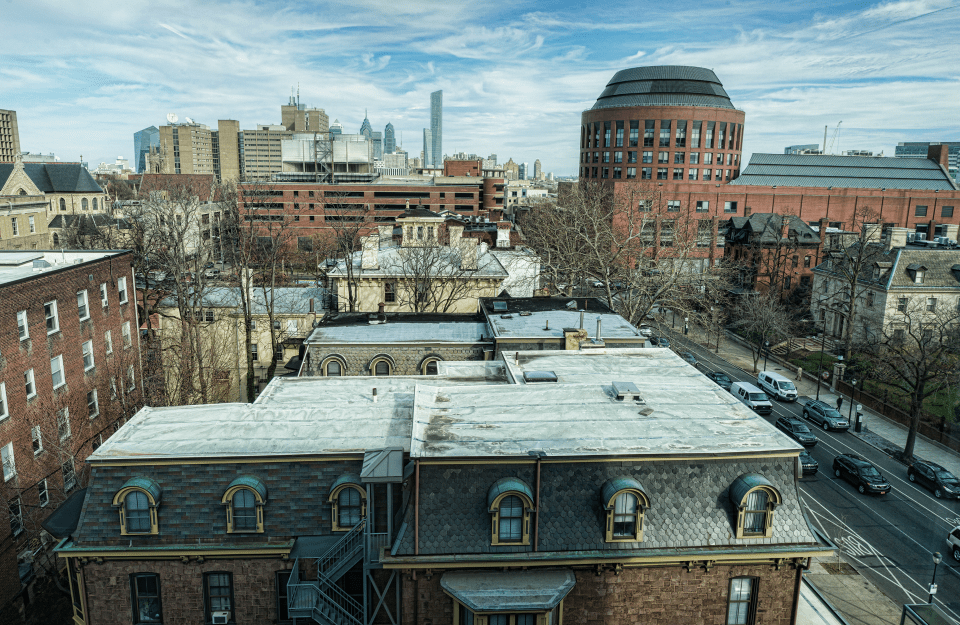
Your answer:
[730,382,773,415]
[757,371,798,402]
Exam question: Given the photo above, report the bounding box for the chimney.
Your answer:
[563,328,588,350]
[496,221,511,248]
[461,238,479,271]
[862,223,882,243]
[942,223,959,241]
[361,235,379,269]
[887,227,910,250]
[448,223,464,245]
[378,224,393,246]
[927,143,950,171]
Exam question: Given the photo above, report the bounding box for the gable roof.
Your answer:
[730,153,959,190]
[0,163,104,194]
[725,213,820,245]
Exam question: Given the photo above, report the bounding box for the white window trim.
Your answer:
[105,330,113,355]
[122,322,132,348]
[51,355,65,390]
[45,300,59,334]
[0,383,7,419]
[17,310,28,341]
[82,340,95,372]
[88,389,99,418]
[57,407,71,442]
[100,282,109,308]
[77,290,90,321]
[31,426,43,455]
[24,369,36,400]
[118,276,128,304]
[38,479,49,507]
[1,442,15,482]
[127,365,136,392]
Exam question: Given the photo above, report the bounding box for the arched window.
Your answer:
[487,478,534,546]
[52,233,60,247]
[328,475,366,531]
[419,355,443,375]
[221,476,266,533]
[729,474,781,538]
[59,198,66,211]
[82,198,89,210]
[368,354,395,376]
[113,477,161,535]
[373,360,390,376]
[92,198,98,211]
[601,477,650,542]
[327,361,342,376]
[18,188,26,196]
[321,355,346,377]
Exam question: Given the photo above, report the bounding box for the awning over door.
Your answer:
[440,569,576,613]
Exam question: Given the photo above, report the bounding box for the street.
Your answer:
[660,327,960,621]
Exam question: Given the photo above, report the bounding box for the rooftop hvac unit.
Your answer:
[211,612,230,624]
[916,231,927,240]
[907,233,917,242]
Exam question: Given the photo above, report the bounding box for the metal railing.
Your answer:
[365,532,390,563]
[317,574,364,625]
[318,519,365,577]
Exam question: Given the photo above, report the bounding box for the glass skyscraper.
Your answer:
[384,123,396,154]
[133,126,160,173]
[423,129,433,169]
[430,90,442,168]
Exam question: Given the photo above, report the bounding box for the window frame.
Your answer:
[489,491,533,546]
[733,485,780,538]
[24,368,36,399]
[77,290,90,321]
[38,479,49,507]
[221,484,265,534]
[105,330,113,355]
[203,572,234,624]
[62,457,77,491]
[122,321,133,348]
[1,442,15,481]
[604,488,650,542]
[45,300,60,334]
[51,354,65,389]
[9,497,23,536]
[321,355,346,377]
[100,282,109,308]
[329,483,366,531]
[88,389,99,418]
[118,276,128,304]
[0,383,7,420]
[130,572,163,625]
[17,309,28,341]
[82,340,95,372]
[57,407,72,441]
[31,425,43,455]
[113,486,160,535]
[726,577,759,625]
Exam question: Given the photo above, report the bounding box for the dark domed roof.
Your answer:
[591,65,736,111]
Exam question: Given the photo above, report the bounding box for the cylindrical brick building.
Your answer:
[580,66,745,186]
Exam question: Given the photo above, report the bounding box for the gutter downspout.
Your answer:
[790,557,810,625]
[533,455,541,551]
[414,459,420,556]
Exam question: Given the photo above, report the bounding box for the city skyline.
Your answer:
[3,1,960,174]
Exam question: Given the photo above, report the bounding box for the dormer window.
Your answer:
[221,476,267,533]
[907,263,927,284]
[329,474,366,531]
[729,474,781,539]
[487,478,534,546]
[113,477,162,535]
[601,477,650,542]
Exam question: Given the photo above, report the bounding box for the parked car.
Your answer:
[589,279,604,288]
[637,325,653,337]
[650,336,670,348]
[947,526,960,561]
[730,382,773,415]
[802,400,850,431]
[799,451,819,476]
[757,371,798,402]
[679,352,699,367]
[907,460,960,499]
[776,416,818,447]
[705,371,732,391]
[832,453,891,495]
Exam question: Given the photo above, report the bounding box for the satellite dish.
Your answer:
[166,113,178,124]
[185,117,194,124]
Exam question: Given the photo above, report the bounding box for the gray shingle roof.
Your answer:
[725,213,820,246]
[0,163,104,193]
[730,153,958,190]
[815,245,960,290]
[591,66,737,111]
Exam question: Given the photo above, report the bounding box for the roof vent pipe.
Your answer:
[579,310,585,330]
[372,388,378,403]
[596,317,602,341]
[545,320,549,331]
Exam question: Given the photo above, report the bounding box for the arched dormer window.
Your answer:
[601,476,650,542]
[369,354,395,376]
[729,474,782,538]
[113,477,161,535]
[59,198,66,211]
[487,477,534,546]
[328,474,366,531]
[221,476,267,533]
[320,355,347,377]
[419,355,443,375]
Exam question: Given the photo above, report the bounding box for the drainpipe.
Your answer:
[533,454,542,551]
[790,557,810,625]
[414,459,420,555]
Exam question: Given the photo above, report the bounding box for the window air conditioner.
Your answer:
[212,611,230,624]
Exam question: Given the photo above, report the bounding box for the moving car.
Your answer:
[706,371,732,391]
[730,382,773,415]
[948,526,960,561]
[832,453,891,495]
[679,352,699,368]
[776,416,818,447]
[757,371,798,402]
[907,460,960,499]
[799,451,819,476]
[802,400,850,431]
[649,336,670,348]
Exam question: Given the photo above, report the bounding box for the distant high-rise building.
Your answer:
[360,111,372,139]
[430,90,442,168]
[896,141,960,182]
[329,119,343,136]
[384,123,396,154]
[158,119,241,181]
[519,162,529,180]
[487,154,498,166]
[534,159,542,180]
[133,126,159,173]
[784,144,820,155]
[423,129,434,170]
[371,131,383,160]
[0,109,21,162]
[281,95,328,134]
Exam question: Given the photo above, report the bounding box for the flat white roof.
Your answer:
[0,250,127,288]
[488,310,643,340]
[305,321,489,345]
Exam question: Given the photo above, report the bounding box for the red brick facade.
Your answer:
[0,251,142,612]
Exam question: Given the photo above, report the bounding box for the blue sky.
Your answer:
[3,0,959,175]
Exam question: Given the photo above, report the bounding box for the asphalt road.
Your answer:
[659,327,960,620]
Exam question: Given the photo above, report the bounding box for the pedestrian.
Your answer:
[836,396,843,411]
[796,367,803,382]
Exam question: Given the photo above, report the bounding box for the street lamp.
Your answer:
[929,552,942,603]
[763,340,770,370]
[684,317,689,336]
[848,379,857,421]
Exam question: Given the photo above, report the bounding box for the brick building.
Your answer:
[0,250,142,617]
[723,214,823,297]
[57,348,831,625]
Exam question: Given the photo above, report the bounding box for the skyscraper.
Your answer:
[534,159,542,180]
[329,119,343,136]
[519,162,528,180]
[133,126,160,174]
[423,129,433,170]
[372,131,383,160]
[384,123,396,154]
[0,109,22,162]
[430,90,442,168]
[360,111,372,139]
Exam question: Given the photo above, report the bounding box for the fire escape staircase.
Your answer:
[288,520,366,625]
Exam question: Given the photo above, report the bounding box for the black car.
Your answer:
[776,416,818,447]
[907,460,960,499]
[833,453,891,495]
[650,336,671,348]
[800,451,819,476]
[802,400,850,431]
[706,371,732,391]
[680,352,698,367]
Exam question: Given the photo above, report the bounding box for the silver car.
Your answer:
[802,400,850,431]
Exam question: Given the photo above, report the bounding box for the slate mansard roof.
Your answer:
[590,66,738,111]
[730,153,959,190]
[815,244,960,291]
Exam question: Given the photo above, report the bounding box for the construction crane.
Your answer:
[823,121,842,154]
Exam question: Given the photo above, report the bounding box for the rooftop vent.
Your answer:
[492,301,508,312]
[518,311,531,316]
[523,371,558,383]
[500,314,513,319]
[612,381,643,402]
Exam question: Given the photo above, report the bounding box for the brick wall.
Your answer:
[304,344,487,376]
[0,252,141,608]
[80,557,293,625]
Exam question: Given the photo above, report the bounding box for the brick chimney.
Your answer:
[927,143,950,170]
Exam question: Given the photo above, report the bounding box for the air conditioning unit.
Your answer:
[916,231,926,240]
[212,611,230,624]
[907,233,917,242]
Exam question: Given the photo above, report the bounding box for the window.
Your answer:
[498,495,524,542]
[32,426,42,454]
[641,167,651,179]
[77,290,89,321]
[629,120,639,147]
[672,168,683,180]
[82,340,95,371]
[38,479,48,507]
[59,198,65,211]
[688,168,698,180]
[422,357,441,375]
[204,573,233,623]
[82,198,89,210]
[57,408,71,441]
[27,215,35,233]
[17,310,28,341]
[614,151,622,163]
[0,383,6,420]
[100,282,108,308]
[122,322,132,348]
[657,168,667,180]
[9,498,22,536]
[276,571,291,623]
[727,578,757,625]
[927,297,937,312]
[674,151,685,164]
[658,151,668,164]
[118,276,128,304]
[62,457,76,491]
[615,121,624,147]
[324,358,343,376]
[0,441,16,482]
[24,369,35,399]
[130,574,162,624]
[696,201,709,212]
[638,200,650,212]
[488,479,533,545]
[88,389,99,417]
[897,297,908,312]
[613,167,621,179]
[642,151,652,163]
[45,300,59,334]
[784,276,792,289]
[250,343,258,361]
[601,167,609,179]
[329,484,365,531]
[626,167,636,179]
[804,255,811,268]
[704,152,713,165]
[10,217,18,236]
[915,205,928,217]
[627,151,636,163]
[942,206,954,218]
[105,330,113,354]
[51,355,65,389]
[731,475,780,538]
[115,482,160,535]
[866,292,874,308]
[914,270,925,284]
[703,169,712,181]
[373,359,391,376]
[603,121,611,147]
[667,200,681,212]
[659,120,671,147]
[128,365,136,391]
[724,201,738,213]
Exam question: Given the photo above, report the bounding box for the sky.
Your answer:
[3,0,960,176]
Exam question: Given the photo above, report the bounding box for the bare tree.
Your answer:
[386,235,490,313]
[322,195,374,313]
[855,299,960,460]
[732,293,795,372]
